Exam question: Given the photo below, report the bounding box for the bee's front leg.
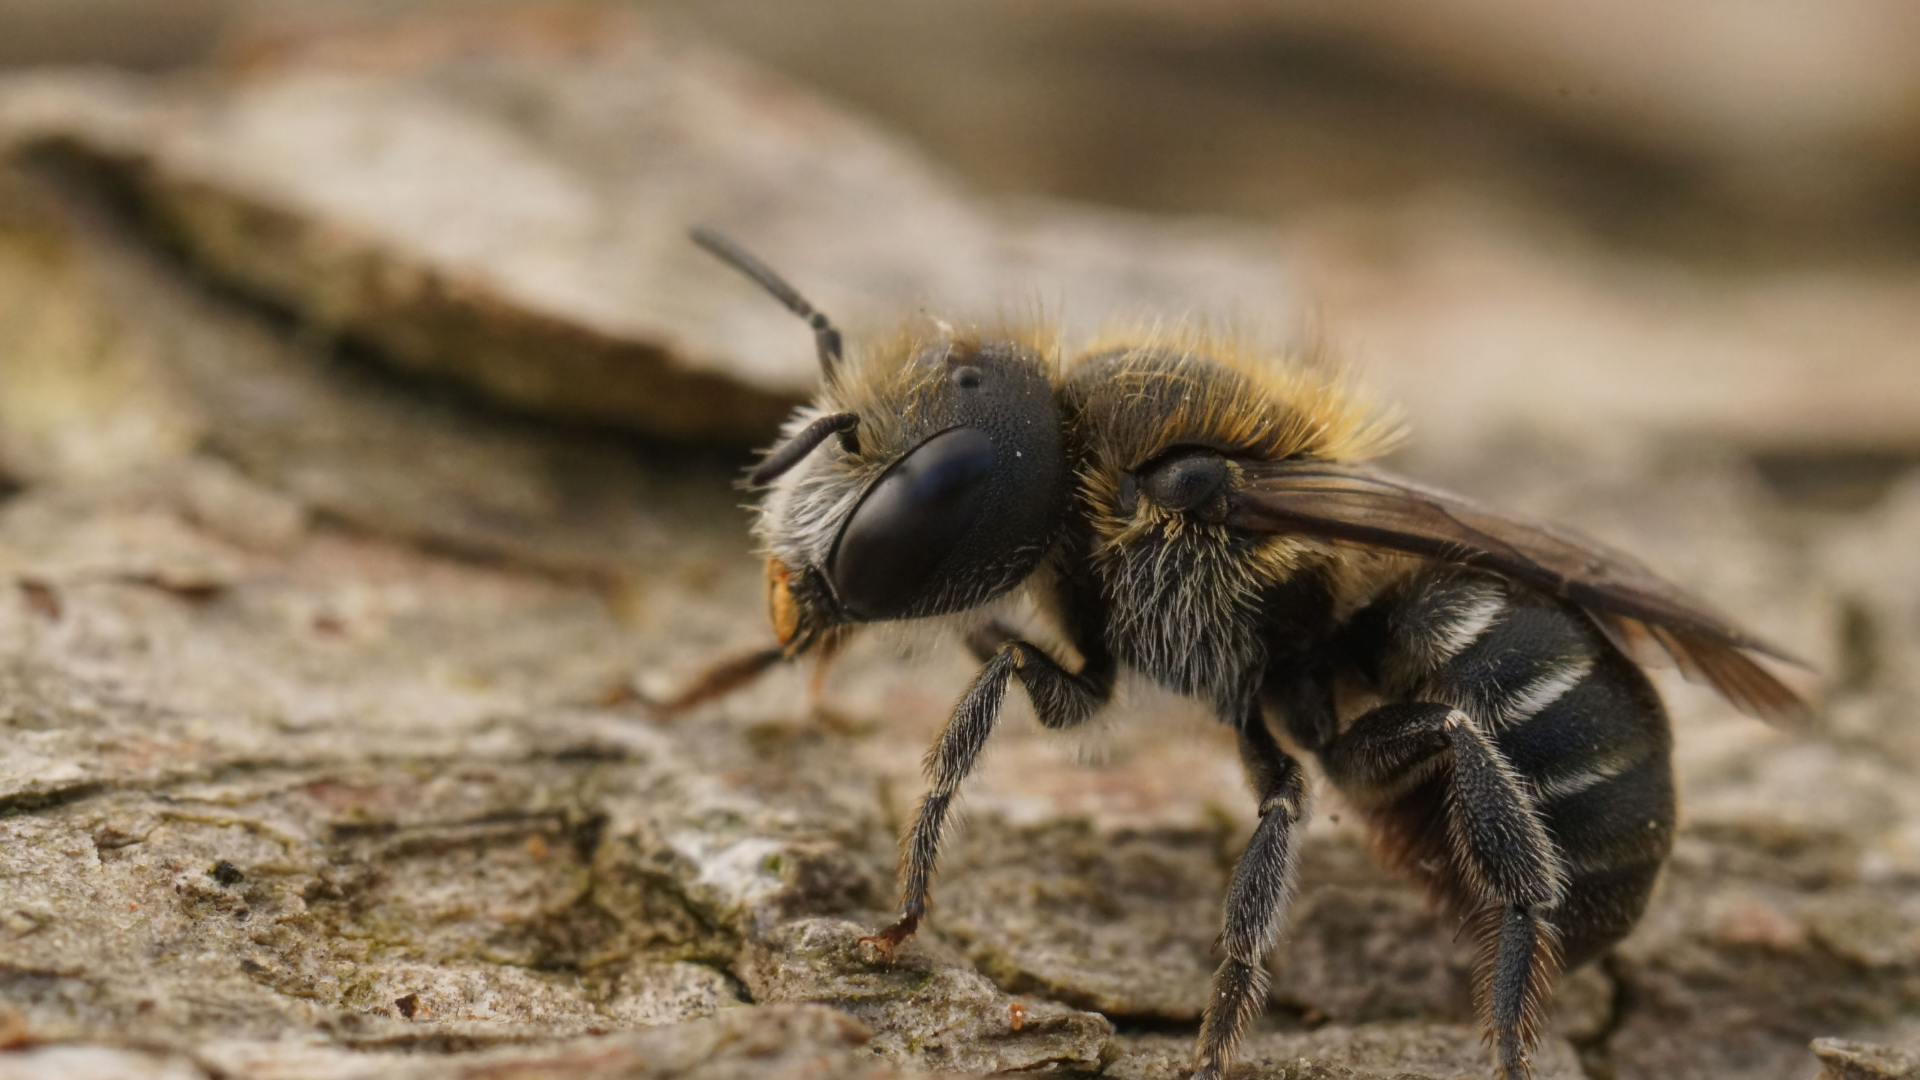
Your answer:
[633,646,787,719]
[862,636,1112,960]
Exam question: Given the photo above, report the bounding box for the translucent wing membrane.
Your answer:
[1226,460,1817,729]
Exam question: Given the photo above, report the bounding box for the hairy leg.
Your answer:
[863,636,1112,958]
[1446,710,1564,1079]
[1194,707,1308,1080]
[1324,704,1566,1080]
[1318,700,1454,796]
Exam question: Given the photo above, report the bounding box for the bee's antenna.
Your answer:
[691,227,844,380]
[748,411,860,486]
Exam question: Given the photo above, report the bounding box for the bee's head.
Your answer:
[758,338,1069,642]
[692,230,1068,650]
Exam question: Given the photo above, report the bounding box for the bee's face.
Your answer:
[756,336,1069,648]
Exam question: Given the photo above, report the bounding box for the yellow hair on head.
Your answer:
[821,315,1065,463]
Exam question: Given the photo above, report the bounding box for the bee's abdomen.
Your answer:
[1346,571,1676,967]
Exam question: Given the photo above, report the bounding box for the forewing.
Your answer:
[1227,460,1816,728]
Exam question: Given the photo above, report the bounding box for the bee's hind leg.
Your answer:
[1321,703,1565,1080]
[1194,704,1308,1080]
[862,634,1112,959]
[1443,710,1565,1080]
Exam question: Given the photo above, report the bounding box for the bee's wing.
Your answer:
[1227,459,1816,729]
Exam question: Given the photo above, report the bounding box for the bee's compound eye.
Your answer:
[830,426,996,620]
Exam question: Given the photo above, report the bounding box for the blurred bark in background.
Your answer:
[0,4,1916,1080]
[11,0,1920,245]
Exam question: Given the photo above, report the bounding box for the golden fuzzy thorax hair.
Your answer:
[1060,323,1401,563]
[1063,323,1402,470]
[1049,324,1405,705]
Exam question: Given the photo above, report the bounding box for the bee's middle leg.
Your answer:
[863,636,1111,958]
[1195,705,1309,1080]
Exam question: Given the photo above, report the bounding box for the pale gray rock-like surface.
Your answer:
[0,1005,914,1080]
[1108,1025,1585,1080]
[0,13,1916,1080]
[1815,1037,1920,1080]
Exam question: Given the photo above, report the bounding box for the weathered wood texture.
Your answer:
[0,10,1916,1080]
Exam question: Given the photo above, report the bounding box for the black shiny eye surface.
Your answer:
[829,427,996,620]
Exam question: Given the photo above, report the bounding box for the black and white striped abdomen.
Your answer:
[1345,570,1676,966]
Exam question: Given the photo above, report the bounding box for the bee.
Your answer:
[660,229,1815,1080]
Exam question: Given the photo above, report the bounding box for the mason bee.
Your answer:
[661,229,1814,1080]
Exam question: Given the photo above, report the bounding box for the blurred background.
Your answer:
[0,4,1917,1080]
[4,0,1918,474]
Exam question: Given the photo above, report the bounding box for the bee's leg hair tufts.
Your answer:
[1324,703,1564,1080]
[863,635,1112,959]
[1195,705,1308,1080]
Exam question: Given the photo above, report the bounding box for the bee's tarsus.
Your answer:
[689,226,845,379]
[857,919,917,963]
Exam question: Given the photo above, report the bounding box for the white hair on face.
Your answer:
[753,406,886,574]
